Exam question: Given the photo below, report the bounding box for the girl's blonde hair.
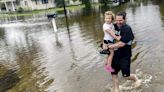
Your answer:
[104,11,115,21]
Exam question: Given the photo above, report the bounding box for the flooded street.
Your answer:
[0,0,164,92]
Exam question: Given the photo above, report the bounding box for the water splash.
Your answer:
[104,69,152,92]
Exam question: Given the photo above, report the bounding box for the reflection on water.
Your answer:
[0,69,20,92]
[0,0,164,92]
[0,26,55,92]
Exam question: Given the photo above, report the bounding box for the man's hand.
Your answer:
[103,44,108,50]
[108,41,126,49]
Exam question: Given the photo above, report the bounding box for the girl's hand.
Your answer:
[103,44,108,50]
[117,36,121,41]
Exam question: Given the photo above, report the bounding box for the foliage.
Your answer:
[55,0,63,8]
[80,0,91,8]
[99,0,111,6]
[17,7,23,13]
[72,0,78,1]
[17,6,32,13]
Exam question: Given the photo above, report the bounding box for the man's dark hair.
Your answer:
[116,11,126,20]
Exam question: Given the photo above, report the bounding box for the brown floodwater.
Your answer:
[0,0,164,92]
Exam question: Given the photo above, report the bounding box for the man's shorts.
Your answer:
[111,56,131,77]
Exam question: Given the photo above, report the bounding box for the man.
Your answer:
[108,12,141,92]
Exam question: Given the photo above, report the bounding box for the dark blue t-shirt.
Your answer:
[114,24,134,58]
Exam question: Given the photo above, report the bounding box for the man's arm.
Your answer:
[108,41,126,49]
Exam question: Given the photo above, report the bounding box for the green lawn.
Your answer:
[0,3,103,18]
[0,4,86,18]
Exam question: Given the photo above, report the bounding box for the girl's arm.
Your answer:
[105,29,121,41]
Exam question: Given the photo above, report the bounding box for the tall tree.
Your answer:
[80,0,91,8]
[55,0,63,7]
[99,0,110,6]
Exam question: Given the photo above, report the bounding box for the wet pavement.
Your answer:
[0,0,164,92]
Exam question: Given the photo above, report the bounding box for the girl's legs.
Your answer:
[105,49,115,72]
[107,49,114,67]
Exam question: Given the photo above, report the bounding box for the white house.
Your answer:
[68,0,81,6]
[0,0,56,12]
[0,0,101,13]
[26,0,56,10]
[91,0,99,3]
[0,0,16,12]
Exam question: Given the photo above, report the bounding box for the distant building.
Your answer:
[91,0,99,3]
[24,0,56,10]
[0,0,56,12]
[68,0,82,6]
[0,0,100,13]
[0,0,16,12]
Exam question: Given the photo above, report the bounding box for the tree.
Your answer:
[55,0,63,7]
[80,0,91,8]
[99,0,110,6]
[72,0,78,1]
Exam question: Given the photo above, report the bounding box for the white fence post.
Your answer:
[52,18,58,32]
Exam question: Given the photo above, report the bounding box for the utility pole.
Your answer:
[62,0,67,16]
[62,0,71,40]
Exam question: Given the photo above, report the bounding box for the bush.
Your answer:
[17,7,23,13]
[17,7,32,13]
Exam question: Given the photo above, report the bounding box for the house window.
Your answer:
[42,0,48,4]
[25,1,28,6]
[32,0,40,5]
[1,3,6,10]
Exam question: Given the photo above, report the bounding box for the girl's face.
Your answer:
[105,15,113,24]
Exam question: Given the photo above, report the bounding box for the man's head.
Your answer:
[115,11,126,27]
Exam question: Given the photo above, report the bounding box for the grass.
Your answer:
[0,4,86,18]
[0,3,103,18]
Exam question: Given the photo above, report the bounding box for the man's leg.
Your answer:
[112,74,119,92]
[121,57,141,88]
[125,73,141,87]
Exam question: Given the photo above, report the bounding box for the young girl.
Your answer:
[102,11,121,72]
